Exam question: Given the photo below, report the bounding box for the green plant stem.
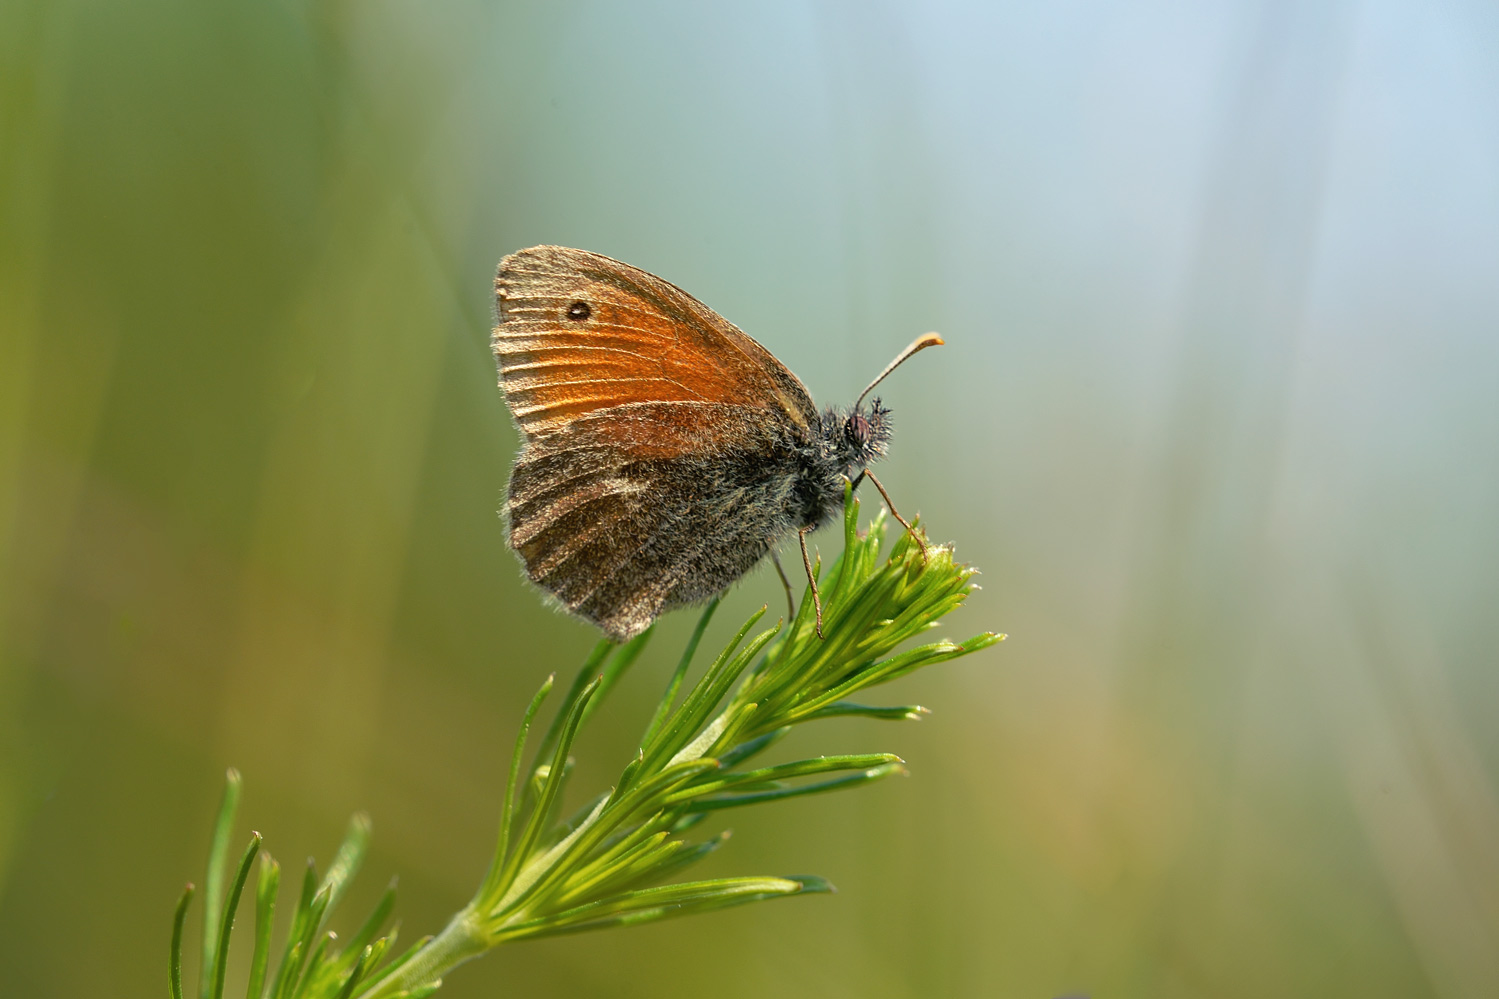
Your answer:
[354,906,488,999]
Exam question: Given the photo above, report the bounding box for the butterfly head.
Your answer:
[816,332,941,478]
[824,398,892,475]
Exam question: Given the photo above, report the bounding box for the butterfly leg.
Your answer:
[798,526,824,639]
[769,550,797,626]
[861,470,929,560]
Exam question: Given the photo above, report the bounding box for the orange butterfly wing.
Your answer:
[493,246,825,640]
[493,245,819,437]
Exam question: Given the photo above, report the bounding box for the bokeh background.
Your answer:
[4,1,1499,996]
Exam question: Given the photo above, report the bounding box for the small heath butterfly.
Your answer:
[494,245,941,640]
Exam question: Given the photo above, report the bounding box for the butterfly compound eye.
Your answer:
[846,414,870,446]
[566,301,591,321]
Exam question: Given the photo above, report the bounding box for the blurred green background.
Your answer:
[4,1,1499,996]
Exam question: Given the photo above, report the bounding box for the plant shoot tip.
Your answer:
[168,494,995,988]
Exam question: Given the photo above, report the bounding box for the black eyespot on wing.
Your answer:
[566,301,591,321]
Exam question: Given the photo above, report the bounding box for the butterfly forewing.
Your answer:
[494,246,818,438]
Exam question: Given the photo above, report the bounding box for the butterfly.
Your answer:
[493,245,941,641]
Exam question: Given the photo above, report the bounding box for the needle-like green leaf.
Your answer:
[495,875,832,942]
[245,852,279,999]
[480,673,553,902]
[641,598,719,750]
[210,833,262,999]
[200,769,241,999]
[170,883,194,999]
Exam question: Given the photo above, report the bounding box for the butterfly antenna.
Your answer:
[855,333,945,410]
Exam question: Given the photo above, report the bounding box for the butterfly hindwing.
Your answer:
[505,402,806,640]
